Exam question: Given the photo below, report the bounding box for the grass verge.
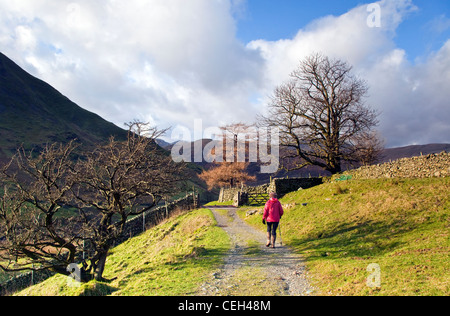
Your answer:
[17,209,230,296]
[204,201,234,207]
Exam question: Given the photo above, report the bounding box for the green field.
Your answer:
[241,177,450,296]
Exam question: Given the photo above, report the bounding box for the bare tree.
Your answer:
[259,53,380,174]
[0,141,81,277]
[0,122,186,282]
[352,131,385,166]
[70,122,186,280]
[220,122,257,163]
[199,162,256,190]
[200,123,256,189]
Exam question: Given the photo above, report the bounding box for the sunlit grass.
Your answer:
[242,177,450,296]
[17,209,231,296]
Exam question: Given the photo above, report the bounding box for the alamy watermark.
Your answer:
[366,263,382,289]
[66,3,82,28]
[170,120,280,174]
[367,3,381,28]
[66,263,81,288]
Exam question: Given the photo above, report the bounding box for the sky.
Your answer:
[0,0,449,148]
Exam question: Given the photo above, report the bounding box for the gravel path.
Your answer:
[199,207,315,296]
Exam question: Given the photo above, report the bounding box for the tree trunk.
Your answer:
[94,252,108,281]
[326,158,342,174]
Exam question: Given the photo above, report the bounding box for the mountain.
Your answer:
[0,52,127,161]
[380,144,450,163]
[0,52,214,203]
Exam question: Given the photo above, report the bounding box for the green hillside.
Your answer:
[16,209,230,296]
[14,178,449,296]
[242,177,449,296]
[0,52,127,160]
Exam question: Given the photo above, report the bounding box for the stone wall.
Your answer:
[218,187,240,203]
[219,184,271,203]
[269,177,323,198]
[347,152,450,179]
[247,184,271,195]
[220,177,323,205]
[0,270,54,296]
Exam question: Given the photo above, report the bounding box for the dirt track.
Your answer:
[199,207,314,296]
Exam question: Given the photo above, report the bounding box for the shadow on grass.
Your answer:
[289,219,416,261]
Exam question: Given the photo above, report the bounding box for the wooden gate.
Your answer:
[247,193,269,206]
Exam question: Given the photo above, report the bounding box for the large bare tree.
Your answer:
[0,122,185,282]
[260,53,380,174]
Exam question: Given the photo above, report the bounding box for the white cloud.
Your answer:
[247,0,450,147]
[0,0,449,147]
[427,14,450,34]
[14,25,37,51]
[0,0,264,133]
[361,39,450,147]
[248,0,417,88]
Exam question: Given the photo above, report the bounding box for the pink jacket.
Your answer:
[263,198,284,223]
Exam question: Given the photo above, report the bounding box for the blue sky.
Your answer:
[395,0,450,60]
[237,0,370,41]
[237,0,450,62]
[0,0,449,147]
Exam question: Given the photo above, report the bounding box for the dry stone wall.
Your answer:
[219,177,323,204]
[347,152,450,180]
[218,187,240,203]
[269,178,323,198]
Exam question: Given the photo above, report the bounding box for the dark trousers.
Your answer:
[267,222,279,237]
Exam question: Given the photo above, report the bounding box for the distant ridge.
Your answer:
[0,52,127,160]
[380,144,450,163]
[170,139,450,183]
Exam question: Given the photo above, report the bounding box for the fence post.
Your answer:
[143,211,146,233]
[31,264,34,286]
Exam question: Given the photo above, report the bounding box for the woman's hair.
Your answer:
[269,192,277,198]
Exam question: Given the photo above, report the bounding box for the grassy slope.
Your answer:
[15,178,450,296]
[17,209,230,296]
[242,177,449,296]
